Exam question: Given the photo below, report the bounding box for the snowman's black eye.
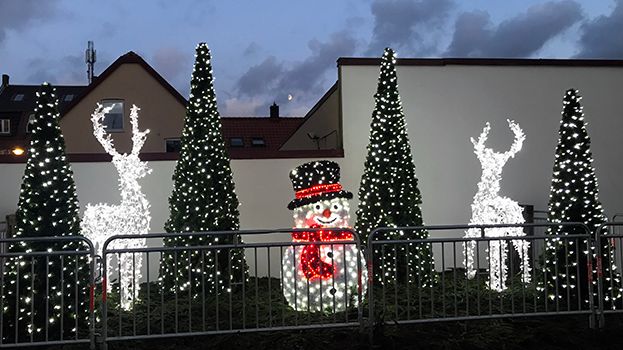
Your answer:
[315,204,321,210]
[333,204,339,210]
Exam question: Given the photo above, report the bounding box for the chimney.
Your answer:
[1,74,8,87]
[270,102,279,119]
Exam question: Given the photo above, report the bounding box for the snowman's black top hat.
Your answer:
[288,160,353,210]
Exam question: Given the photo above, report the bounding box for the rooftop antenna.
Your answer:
[85,41,96,84]
[307,130,337,150]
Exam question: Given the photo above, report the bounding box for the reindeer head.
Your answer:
[470,119,525,177]
[91,104,152,183]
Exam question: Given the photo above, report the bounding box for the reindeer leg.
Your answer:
[114,239,134,311]
[106,242,115,294]
[489,240,502,291]
[522,239,531,284]
[499,239,508,291]
[464,228,478,279]
[131,237,145,304]
[513,234,532,284]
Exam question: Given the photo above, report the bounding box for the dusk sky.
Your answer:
[1,0,622,117]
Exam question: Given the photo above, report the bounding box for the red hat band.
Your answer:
[295,183,343,200]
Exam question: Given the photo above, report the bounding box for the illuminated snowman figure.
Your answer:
[282,161,367,312]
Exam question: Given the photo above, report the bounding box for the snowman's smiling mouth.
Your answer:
[314,216,338,225]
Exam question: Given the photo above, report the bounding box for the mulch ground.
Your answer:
[96,314,623,350]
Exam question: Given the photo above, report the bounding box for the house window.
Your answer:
[251,137,266,147]
[12,94,24,101]
[0,119,10,134]
[101,100,124,131]
[26,114,35,133]
[230,137,244,147]
[64,94,74,102]
[165,139,181,153]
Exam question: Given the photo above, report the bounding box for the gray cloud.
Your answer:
[99,22,117,38]
[446,0,583,57]
[445,11,491,57]
[576,0,623,58]
[366,0,454,56]
[26,59,56,84]
[151,47,193,99]
[233,31,357,116]
[26,55,85,85]
[277,31,357,96]
[243,42,261,57]
[152,47,191,82]
[237,56,283,96]
[0,0,59,45]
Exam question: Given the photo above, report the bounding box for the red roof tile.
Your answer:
[222,117,302,152]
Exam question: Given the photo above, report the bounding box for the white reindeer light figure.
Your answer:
[464,119,531,292]
[83,104,151,310]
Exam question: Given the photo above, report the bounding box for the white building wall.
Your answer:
[339,64,623,238]
[2,63,622,279]
[0,158,320,278]
[0,159,312,233]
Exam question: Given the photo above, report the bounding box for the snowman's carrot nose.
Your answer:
[322,209,331,218]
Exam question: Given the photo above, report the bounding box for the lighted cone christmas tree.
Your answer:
[161,43,246,296]
[2,83,89,342]
[354,48,434,286]
[542,89,620,307]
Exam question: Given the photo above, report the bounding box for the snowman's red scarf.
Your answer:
[291,224,354,280]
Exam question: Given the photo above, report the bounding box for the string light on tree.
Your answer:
[464,119,531,292]
[542,89,621,307]
[82,104,151,310]
[282,161,367,312]
[354,47,434,287]
[2,83,89,342]
[160,43,247,297]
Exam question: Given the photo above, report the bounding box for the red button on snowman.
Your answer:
[282,160,367,312]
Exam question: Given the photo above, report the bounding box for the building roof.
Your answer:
[0,84,85,114]
[0,51,342,162]
[337,57,623,67]
[280,82,338,147]
[0,84,86,153]
[223,117,304,159]
[61,51,187,115]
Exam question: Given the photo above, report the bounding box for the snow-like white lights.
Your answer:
[355,48,434,288]
[464,119,531,292]
[542,89,620,306]
[3,84,87,342]
[282,197,367,312]
[161,43,246,299]
[82,104,151,310]
[283,161,366,312]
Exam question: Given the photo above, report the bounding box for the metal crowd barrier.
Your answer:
[366,222,596,335]
[0,222,6,277]
[0,236,96,349]
[2,222,622,349]
[99,229,365,349]
[594,221,623,326]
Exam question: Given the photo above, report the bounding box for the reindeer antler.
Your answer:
[470,122,491,156]
[504,119,525,159]
[92,104,121,158]
[129,105,150,155]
